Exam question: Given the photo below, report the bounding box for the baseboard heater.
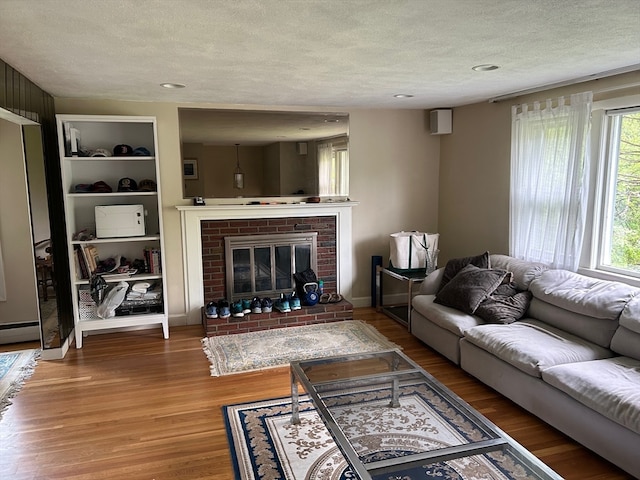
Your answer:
[0,322,40,344]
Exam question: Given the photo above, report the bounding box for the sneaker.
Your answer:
[205,301,218,319]
[231,301,245,317]
[250,297,262,314]
[275,294,291,313]
[241,298,252,314]
[218,299,231,319]
[289,291,301,310]
[261,297,273,313]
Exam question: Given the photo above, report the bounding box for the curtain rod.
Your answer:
[489,64,640,103]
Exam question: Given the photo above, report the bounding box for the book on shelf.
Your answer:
[74,245,90,279]
[143,247,162,274]
[84,245,99,273]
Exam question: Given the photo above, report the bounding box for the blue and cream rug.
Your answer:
[202,320,399,376]
[0,349,39,421]
[224,383,550,480]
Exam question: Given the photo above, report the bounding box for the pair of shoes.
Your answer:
[262,297,273,313]
[289,291,301,310]
[319,292,343,304]
[274,294,291,313]
[218,299,231,319]
[205,301,218,318]
[231,300,245,317]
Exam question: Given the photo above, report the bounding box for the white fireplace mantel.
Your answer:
[176,202,358,324]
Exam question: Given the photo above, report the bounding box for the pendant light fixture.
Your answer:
[234,143,244,189]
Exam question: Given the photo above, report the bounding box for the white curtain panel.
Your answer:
[317,142,333,195]
[510,91,593,271]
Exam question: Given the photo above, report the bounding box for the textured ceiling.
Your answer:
[0,0,639,110]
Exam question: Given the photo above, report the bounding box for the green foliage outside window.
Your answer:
[612,112,640,271]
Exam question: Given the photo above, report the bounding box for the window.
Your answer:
[318,139,349,196]
[595,107,640,278]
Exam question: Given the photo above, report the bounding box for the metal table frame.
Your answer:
[290,349,563,480]
[376,266,425,329]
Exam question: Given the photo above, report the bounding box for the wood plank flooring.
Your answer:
[0,308,633,479]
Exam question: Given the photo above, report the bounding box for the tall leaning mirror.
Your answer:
[178,109,349,199]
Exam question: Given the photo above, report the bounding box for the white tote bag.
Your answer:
[389,231,439,271]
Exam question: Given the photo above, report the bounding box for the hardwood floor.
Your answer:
[0,308,633,480]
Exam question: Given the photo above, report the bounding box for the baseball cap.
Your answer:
[74,183,93,193]
[117,178,138,191]
[133,147,151,156]
[90,148,112,157]
[92,181,113,193]
[113,144,134,156]
[138,179,157,192]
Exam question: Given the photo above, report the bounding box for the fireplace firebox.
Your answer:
[225,232,318,302]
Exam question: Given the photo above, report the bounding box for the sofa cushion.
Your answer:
[527,298,619,348]
[490,254,549,290]
[475,284,532,324]
[438,251,490,291]
[541,357,640,435]
[529,269,637,320]
[619,294,640,333]
[611,295,640,359]
[464,319,614,378]
[418,268,444,295]
[412,294,484,336]
[434,264,508,314]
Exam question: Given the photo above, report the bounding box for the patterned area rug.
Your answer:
[0,349,39,420]
[224,384,549,480]
[202,320,399,376]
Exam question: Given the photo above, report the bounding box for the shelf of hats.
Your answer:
[56,114,169,348]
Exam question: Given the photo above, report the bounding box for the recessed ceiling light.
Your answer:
[323,119,339,123]
[472,64,500,72]
[160,82,186,89]
[393,94,414,98]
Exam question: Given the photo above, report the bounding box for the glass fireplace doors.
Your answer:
[225,233,317,302]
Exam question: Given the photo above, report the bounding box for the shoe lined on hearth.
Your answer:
[261,297,273,313]
[205,301,218,318]
[289,291,301,310]
[231,300,245,317]
[250,297,262,314]
[218,299,231,319]
[241,298,252,314]
[274,294,291,313]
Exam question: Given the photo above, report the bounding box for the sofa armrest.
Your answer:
[418,268,444,295]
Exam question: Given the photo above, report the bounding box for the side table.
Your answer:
[376,266,425,330]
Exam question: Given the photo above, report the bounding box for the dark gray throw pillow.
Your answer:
[475,285,533,324]
[434,264,508,314]
[438,251,491,292]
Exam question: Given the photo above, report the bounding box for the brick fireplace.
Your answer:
[176,202,358,334]
[202,216,337,301]
[200,216,352,335]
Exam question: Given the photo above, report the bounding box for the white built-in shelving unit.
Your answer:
[56,114,168,348]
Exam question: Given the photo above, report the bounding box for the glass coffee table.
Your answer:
[290,349,562,480]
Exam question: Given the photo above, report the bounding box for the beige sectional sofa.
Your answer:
[410,253,640,477]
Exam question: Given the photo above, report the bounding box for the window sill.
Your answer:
[577,267,640,288]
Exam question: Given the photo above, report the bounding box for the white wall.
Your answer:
[0,118,40,326]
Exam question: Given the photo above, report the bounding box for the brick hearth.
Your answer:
[201,300,353,336]
[200,215,353,335]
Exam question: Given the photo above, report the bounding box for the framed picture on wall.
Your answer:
[183,158,198,179]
